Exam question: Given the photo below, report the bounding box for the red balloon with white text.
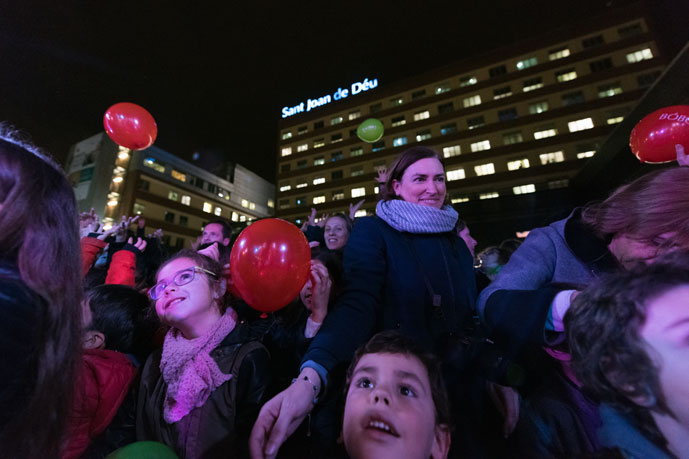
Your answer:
[103,102,158,150]
[229,219,311,313]
[629,105,689,163]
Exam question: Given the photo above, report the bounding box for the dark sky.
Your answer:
[0,0,674,182]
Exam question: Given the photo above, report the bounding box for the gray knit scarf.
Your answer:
[376,199,458,234]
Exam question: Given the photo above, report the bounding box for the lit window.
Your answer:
[470,140,491,152]
[331,133,343,143]
[117,146,130,160]
[534,128,557,139]
[459,75,477,87]
[214,207,222,216]
[502,131,523,145]
[330,116,343,125]
[568,118,594,132]
[539,151,565,164]
[143,157,165,173]
[549,47,570,60]
[523,77,543,92]
[351,166,364,177]
[529,101,549,114]
[181,195,191,205]
[112,175,124,184]
[390,97,404,106]
[435,83,451,94]
[513,184,536,195]
[203,202,212,213]
[442,145,461,158]
[391,116,406,127]
[626,48,653,63]
[463,95,481,107]
[598,83,623,98]
[446,168,466,181]
[239,215,246,222]
[296,181,307,189]
[548,179,569,189]
[451,196,469,204]
[232,211,239,221]
[297,144,308,152]
[474,163,495,176]
[133,203,145,215]
[374,186,379,194]
[355,209,367,218]
[313,177,325,185]
[372,141,385,152]
[281,147,292,157]
[348,110,361,120]
[313,195,325,204]
[493,86,512,100]
[440,123,456,135]
[607,116,624,125]
[332,190,344,200]
[350,147,363,157]
[279,184,291,192]
[314,157,325,166]
[240,199,249,208]
[267,199,274,208]
[313,139,325,148]
[416,130,431,142]
[577,151,595,159]
[171,169,186,182]
[393,136,408,147]
[467,116,484,130]
[351,187,366,198]
[479,192,499,200]
[413,110,430,121]
[168,191,178,201]
[516,57,537,70]
[556,69,577,82]
[507,158,530,170]
[281,131,292,140]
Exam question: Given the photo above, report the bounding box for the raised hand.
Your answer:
[198,242,220,261]
[306,208,318,227]
[349,199,365,220]
[315,213,329,228]
[127,236,147,253]
[677,144,689,167]
[307,261,331,323]
[375,166,388,184]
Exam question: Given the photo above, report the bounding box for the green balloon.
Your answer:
[106,441,178,459]
[357,118,384,143]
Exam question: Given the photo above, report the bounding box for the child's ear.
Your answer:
[430,424,451,459]
[83,330,106,350]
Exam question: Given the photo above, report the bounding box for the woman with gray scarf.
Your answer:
[250,147,477,458]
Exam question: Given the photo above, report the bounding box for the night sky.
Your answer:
[1,0,681,182]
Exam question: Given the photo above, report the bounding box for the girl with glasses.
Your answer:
[136,249,270,458]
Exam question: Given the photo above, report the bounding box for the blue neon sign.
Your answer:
[281,77,379,118]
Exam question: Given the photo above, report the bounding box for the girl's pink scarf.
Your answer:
[160,308,238,423]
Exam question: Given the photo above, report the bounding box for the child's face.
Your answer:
[343,352,449,459]
[154,257,221,338]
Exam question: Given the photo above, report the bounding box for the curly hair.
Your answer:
[565,251,689,448]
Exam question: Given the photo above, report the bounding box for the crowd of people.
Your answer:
[2,124,689,459]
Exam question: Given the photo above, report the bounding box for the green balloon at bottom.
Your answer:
[357,118,384,143]
[106,441,178,459]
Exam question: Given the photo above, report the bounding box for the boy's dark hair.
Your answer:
[566,251,689,448]
[344,331,451,427]
[86,284,157,362]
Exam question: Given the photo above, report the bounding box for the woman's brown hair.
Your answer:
[0,126,83,457]
[378,146,446,202]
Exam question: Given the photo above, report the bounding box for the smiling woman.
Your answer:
[137,249,271,458]
[250,146,478,457]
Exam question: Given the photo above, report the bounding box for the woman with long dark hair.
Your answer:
[0,126,84,457]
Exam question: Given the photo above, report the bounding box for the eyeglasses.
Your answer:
[148,266,218,300]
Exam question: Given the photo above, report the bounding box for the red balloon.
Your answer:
[229,219,311,313]
[103,102,158,150]
[629,105,689,163]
